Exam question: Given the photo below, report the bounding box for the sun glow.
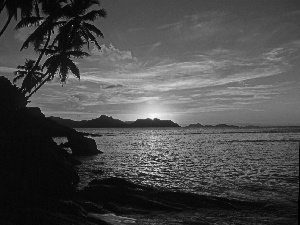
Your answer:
[137,103,170,120]
[147,112,161,120]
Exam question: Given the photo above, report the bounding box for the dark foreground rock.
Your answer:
[0,130,113,225]
[77,177,298,224]
[78,177,266,213]
[67,135,102,156]
[0,131,79,201]
[1,106,102,156]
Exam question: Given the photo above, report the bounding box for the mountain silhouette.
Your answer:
[50,116,180,128]
[129,118,180,128]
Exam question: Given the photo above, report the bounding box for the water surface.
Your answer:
[75,127,299,205]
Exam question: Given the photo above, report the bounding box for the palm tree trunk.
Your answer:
[26,72,50,99]
[0,13,12,37]
[34,30,51,69]
[25,30,51,98]
[0,0,6,14]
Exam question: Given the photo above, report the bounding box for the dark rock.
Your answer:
[78,178,182,213]
[78,177,269,214]
[0,107,78,137]
[59,142,71,148]
[0,130,79,201]
[67,135,102,156]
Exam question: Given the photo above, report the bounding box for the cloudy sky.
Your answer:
[0,0,300,125]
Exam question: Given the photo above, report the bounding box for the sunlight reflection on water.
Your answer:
[76,127,299,203]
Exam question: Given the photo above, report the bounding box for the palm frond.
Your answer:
[83,0,100,9]
[59,62,69,83]
[43,56,56,70]
[43,48,59,56]
[67,60,80,79]
[83,26,101,49]
[16,65,27,70]
[60,4,73,18]
[13,74,26,83]
[21,20,49,50]
[81,9,107,22]
[83,22,104,37]
[41,0,64,19]
[15,16,44,30]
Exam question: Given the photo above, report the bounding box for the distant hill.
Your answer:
[50,115,128,128]
[129,118,180,128]
[50,116,180,128]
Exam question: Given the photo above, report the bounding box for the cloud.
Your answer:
[148,42,161,52]
[159,11,229,42]
[0,66,16,73]
[92,44,135,61]
[78,46,287,96]
[100,83,124,89]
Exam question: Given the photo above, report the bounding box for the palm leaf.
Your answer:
[67,60,80,79]
[21,20,49,50]
[43,48,59,56]
[83,26,101,49]
[13,74,26,83]
[80,9,107,22]
[15,16,43,30]
[83,22,104,37]
[16,65,27,70]
[59,61,69,83]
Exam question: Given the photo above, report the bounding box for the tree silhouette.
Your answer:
[54,0,106,50]
[0,0,39,36]
[0,0,106,98]
[27,45,89,98]
[13,59,44,93]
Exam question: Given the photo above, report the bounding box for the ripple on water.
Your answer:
[76,128,299,204]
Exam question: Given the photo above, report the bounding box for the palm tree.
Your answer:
[14,0,67,94]
[27,45,89,98]
[54,0,107,50]
[0,0,39,37]
[10,0,106,98]
[13,59,44,93]
[16,0,67,54]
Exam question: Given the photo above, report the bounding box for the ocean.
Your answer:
[74,127,299,206]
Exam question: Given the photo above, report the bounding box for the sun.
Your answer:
[137,102,171,120]
[147,112,161,120]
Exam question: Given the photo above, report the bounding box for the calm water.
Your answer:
[74,127,299,205]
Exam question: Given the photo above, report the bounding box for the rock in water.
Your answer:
[67,135,102,156]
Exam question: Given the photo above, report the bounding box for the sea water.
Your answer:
[75,127,299,205]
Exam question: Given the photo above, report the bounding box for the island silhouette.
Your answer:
[50,115,181,128]
[50,114,260,129]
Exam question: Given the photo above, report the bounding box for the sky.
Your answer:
[0,0,300,126]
